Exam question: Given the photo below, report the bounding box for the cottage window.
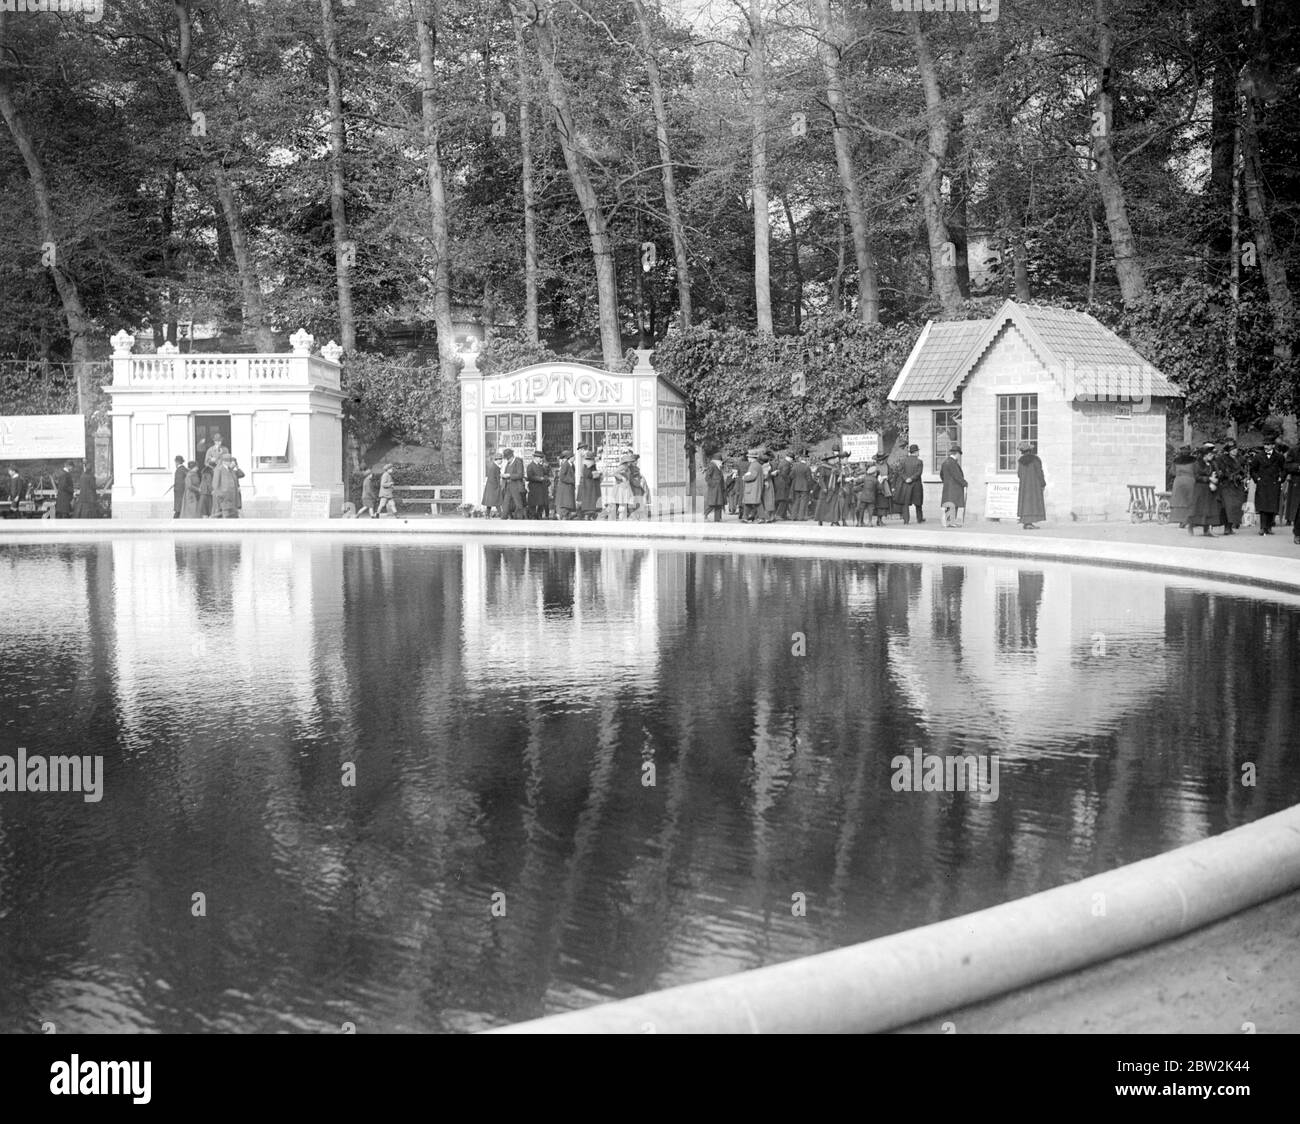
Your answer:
[997,394,1037,471]
[133,418,166,470]
[580,412,633,458]
[252,412,291,469]
[484,412,537,456]
[932,409,961,473]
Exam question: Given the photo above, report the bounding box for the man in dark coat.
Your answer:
[790,453,812,520]
[1016,441,1046,529]
[526,450,549,519]
[898,444,925,524]
[773,453,793,520]
[54,461,75,518]
[1215,439,1247,533]
[481,453,503,516]
[6,467,27,509]
[73,465,100,518]
[703,454,726,522]
[1250,437,1287,535]
[172,455,187,518]
[939,445,967,527]
[1284,445,1300,541]
[500,448,526,519]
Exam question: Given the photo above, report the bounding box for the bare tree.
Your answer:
[320,0,355,352]
[513,14,540,343]
[1091,0,1146,304]
[745,0,773,334]
[813,0,879,326]
[171,1,273,349]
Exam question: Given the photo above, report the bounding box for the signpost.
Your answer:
[289,486,333,519]
[840,433,879,463]
[984,479,1020,520]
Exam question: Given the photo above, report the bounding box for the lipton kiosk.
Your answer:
[460,348,688,514]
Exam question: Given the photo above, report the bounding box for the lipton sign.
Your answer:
[485,367,629,407]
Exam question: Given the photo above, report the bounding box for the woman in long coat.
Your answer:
[814,456,845,526]
[179,463,201,518]
[481,453,503,516]
[1169,446,1196,527]
[212,456,239,518]
[198,467,213,517]
[760,455,777,522]
[555,453,576,519]
[73,467,100,518]
[1016,441,1046,529]
[1188,446,1220,535]
[869,454,891,526]
[1284,446,1300,539]
[703,455,726,521]
[741,450,763,522]
[577,456,603,519]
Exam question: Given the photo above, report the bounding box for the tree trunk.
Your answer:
[1240,91,1295,364]
[781,194,803,334]
[950,118,971,298]
[320,0,356,352]
[171,1,273,350]
[162,160,180,345]
[525,3,622,368]
[513,16,539,344]
[415,0,461,458]
[746,0,773,335]
[997,191,1031,300]
[1208,51,1237,281]
[0,25,94,438]
[814,0,879,326]
[631,0,692,329]
[1092,0,1146,304]
[910,14,962,315]
[830,207,846,312]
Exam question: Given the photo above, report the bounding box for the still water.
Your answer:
[0,536,1297,1032]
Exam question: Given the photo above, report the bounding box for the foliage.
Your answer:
[654,316,917,453]
[340,351,446,454]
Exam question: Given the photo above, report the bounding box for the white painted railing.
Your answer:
[109,329,342,391]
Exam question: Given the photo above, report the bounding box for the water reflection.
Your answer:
[0,537,1296,1032]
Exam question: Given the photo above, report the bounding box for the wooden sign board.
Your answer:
[984,479,1020,520]
[841,433,879,463]
[290,486,333,519]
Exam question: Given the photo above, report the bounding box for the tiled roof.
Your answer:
[889,300,1182,402]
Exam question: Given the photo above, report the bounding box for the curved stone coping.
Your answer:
[4,517,1300,596]
[491,804,1300,1034]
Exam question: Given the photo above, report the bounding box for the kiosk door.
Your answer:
[541,413,573,461]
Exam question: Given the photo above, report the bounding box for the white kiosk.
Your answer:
[105,329,346,518]
[459,348,689,514]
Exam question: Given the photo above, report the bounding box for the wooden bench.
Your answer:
[390,485,464,514]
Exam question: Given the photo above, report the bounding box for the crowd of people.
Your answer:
[0,461,101,518]
[479,445,650,520]
[697,445,979,528]
[1170,434,1300,541]
[171,437,246,519]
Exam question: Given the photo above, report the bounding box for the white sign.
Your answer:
[290,486,333,519]
[841,433,879,463]
[985,479,1020,519]
[599,434,634,476]
[0,415,85,460]
[486,366,630,407]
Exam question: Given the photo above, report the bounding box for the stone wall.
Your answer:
[1068,400,1167,520]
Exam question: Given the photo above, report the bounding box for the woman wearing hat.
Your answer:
[741,448,763,522]
[814,453,846,526]
[1188,443,1220,535]
[703,451,726,522]
[610,453,635,519]
[1016,441,1046,529]
[555,450,577,520]
[868,453,891,527]
[577,454,603,519]
[1169,445,1196,527]
[481,452,504,518]
[1284,445,1300,541]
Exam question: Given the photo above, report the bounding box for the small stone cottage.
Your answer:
[887,300,1182,522]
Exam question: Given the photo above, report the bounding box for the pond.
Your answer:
[0,536,1297,1032]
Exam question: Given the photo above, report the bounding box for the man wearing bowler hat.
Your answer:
[898,443,925,524]
[939,444,967,527]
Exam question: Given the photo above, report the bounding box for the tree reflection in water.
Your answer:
[0,537,1295,1032]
